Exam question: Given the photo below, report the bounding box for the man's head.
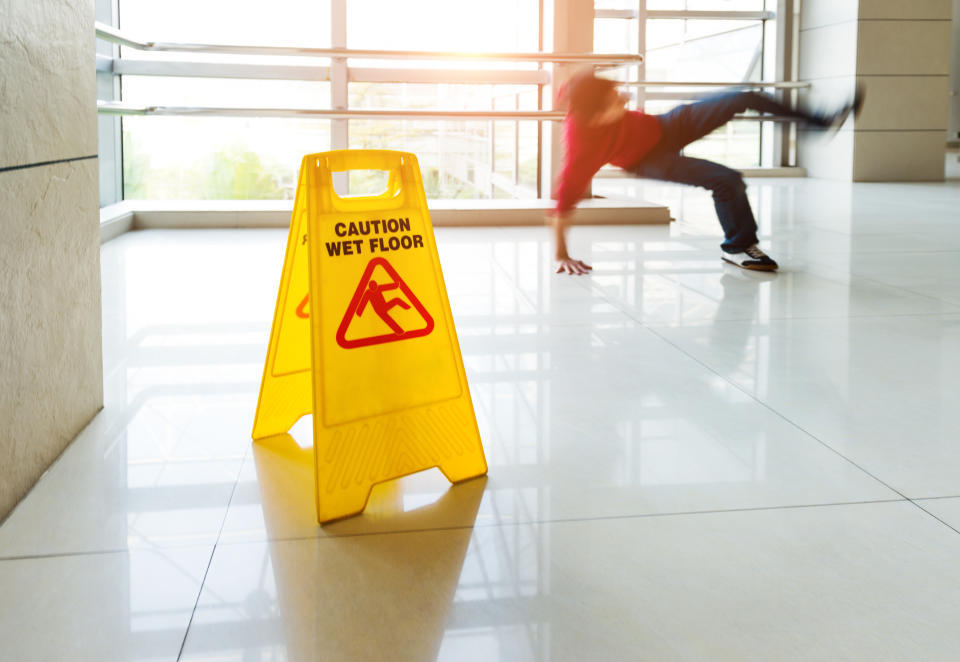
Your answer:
[562,70,630,126]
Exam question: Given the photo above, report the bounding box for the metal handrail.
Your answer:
[97,102,567,120]
[96,52,808,90]
[628,80,809,89]
[94,22,643,64]
[96,101,802,122]
[596,9,776,21]
[94,22,807,123]
[97,60,808,92]
[93,23,808,90]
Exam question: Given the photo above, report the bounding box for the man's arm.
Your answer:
[550,118,602,275]
[550,211,592,275]
[552,162,594,275]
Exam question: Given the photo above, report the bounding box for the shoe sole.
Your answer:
[852,83,866,119]
[722,256,778,272]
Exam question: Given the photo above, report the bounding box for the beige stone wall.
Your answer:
[0,0,103,521]
[798,0,952,180]
[951,0,960,142]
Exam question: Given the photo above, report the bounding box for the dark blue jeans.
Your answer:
[630,91,826,253]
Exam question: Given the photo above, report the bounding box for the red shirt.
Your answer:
[554,110,662,213]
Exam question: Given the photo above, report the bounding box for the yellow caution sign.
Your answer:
[253,150,487,523]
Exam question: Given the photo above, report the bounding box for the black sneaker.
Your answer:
[851,82,866,118]
[824,83,866,134]
[722,244,779,271]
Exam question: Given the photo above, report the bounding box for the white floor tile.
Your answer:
[216,322,896,543]
[0,545,211,662]
[183,502,960,662]
[590,261,958,324]
[0,407,244,557]
[807,251,960,306]
[651,314,960,497]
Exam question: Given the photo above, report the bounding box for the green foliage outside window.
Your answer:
[123,132,284,200]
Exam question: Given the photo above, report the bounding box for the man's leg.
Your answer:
[632,151,759,253]
[656,90,830,152]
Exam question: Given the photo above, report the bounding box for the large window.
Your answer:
[345,0,539,52]
[595,0,782,169]
[116,0,333,200]
[347,84,540,199]
[120,78,331,200]
[114,0,544,201]
[101,0,792,205]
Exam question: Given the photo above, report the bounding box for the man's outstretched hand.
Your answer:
[548,211,592,275]
[556,257,593,275]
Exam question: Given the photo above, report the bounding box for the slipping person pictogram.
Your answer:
[357,280,411,336]
[336,257,434,349]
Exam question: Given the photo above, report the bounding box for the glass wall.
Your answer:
[106,0,788,204]
[646,17,765,168]
[115,0,543,201]
[347,84,540,199]
[345,0,539,53]
[120,78,331,200]
[118,0,333,54]
[595,0,779,169]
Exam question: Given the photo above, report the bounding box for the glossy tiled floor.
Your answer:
[3,178,960,661]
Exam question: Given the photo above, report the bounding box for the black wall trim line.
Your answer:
[0,154,98,175]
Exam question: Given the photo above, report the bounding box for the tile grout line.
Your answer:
[0,154,98,174]
[802,248,960,256]
[175,452,247,662]
[638,312,960,341]
[5,496,940,561]
[799,260,960,310]
[627,307,957,328]
[574,266,960,325]
[909,504,960,537]
[0,547,133,563]
[212,498,910,548]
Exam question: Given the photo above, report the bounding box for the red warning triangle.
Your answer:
[336,257,434,349]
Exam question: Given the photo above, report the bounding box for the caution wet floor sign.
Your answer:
[252,150,487,523]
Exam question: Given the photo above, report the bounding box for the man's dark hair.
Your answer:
[562,70,618,121]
